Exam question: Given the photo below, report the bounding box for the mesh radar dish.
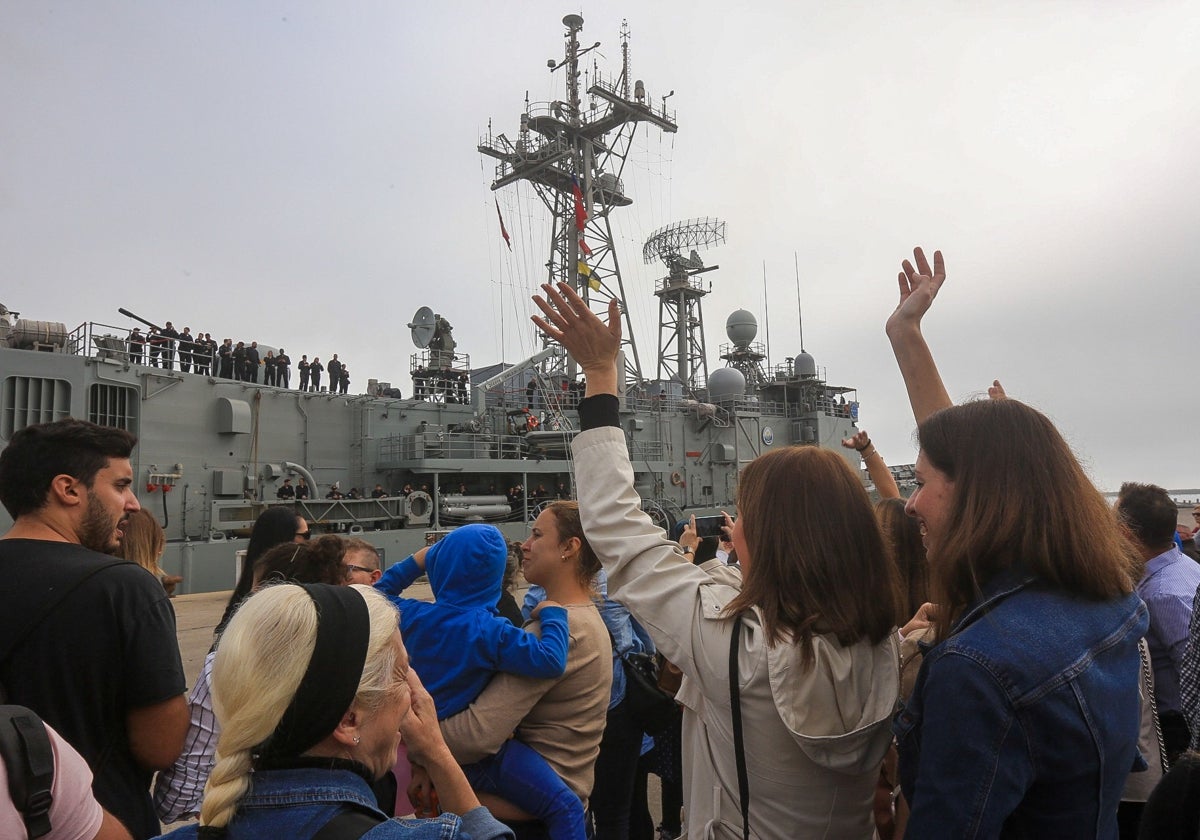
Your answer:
[642,217,727,268]
[408,306,437,349]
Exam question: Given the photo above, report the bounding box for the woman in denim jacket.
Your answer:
[885,248,1146,838]
[155,583,512,840]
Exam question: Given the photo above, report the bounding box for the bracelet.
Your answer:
[855,439,872,452]
[860,447,878,460]
[683,546,695,554]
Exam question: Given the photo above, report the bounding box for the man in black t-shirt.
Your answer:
[0,419,187,839]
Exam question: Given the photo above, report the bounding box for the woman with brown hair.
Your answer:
[885,247,1145,837]
[430,501,613,835]
[531,283,903,839]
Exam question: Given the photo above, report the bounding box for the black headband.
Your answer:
[256,584,371,762]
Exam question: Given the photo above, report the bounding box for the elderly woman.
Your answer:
[154,583,512,840]
[531,283,902,839]
[155,536,357,823]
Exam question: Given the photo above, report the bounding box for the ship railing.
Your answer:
[377,432,527,466]
[67,321,144,360]
[654,274,708,295]
[410,351,472,404]
[588,75,677,125]
[209,498,409,533]
[629,440,664,460]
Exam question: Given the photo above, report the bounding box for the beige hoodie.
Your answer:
[574,426,899,839]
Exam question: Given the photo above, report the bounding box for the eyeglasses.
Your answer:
[344,564,377,576]
[296,531,312,540]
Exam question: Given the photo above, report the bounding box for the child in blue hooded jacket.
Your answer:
[375,523,584,840]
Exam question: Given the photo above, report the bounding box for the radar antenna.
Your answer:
[479,15,678,391]
[643,218,726,392]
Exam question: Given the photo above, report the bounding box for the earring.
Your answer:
[352,735,361,745]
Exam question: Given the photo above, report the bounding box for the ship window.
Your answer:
[1,376,72,439]
[88,384,138,434]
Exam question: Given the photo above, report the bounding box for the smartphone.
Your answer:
[693,515,727,539]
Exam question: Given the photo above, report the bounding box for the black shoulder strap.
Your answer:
[0,705,55,839]
[0,559,128,672]
[312,807,387,840]
[729,615,749,840]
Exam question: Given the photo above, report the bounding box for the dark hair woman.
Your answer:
[212,507,309,641]
[531,283,903,839]
[884,247,1144,837]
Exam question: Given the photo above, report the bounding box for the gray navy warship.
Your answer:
[0,14,862,594]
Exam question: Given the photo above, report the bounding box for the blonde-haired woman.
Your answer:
[118,508,183,595]
[154,584,512,840]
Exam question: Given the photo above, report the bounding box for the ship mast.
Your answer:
[479,14,677,390]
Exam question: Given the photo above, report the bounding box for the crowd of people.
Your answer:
[3,246,1199,840]
[124,326,357,394]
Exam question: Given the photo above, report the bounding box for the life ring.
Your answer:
[670,471,684,487]
[527,415,541,431]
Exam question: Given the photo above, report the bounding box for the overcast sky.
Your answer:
[4,1,1198,491]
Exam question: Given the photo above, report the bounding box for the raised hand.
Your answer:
[841,430,871,451]
[886,247,953,423]
[531,282,621,384]
[988,380,1007,400]
[886,247,946,337]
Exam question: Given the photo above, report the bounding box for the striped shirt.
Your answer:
[1137,547,1200,714]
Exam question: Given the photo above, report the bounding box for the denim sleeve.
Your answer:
[374,555,421,596]
[458,805,517,840]
[902,652,1033,837]
[490,608,569,678]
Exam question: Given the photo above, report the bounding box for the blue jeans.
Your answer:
[464,739,586,840]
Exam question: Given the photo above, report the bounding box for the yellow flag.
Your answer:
[578,260,600,291]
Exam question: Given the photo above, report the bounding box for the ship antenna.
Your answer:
[620,20,631,99]
[762,260,771,371]
[477,14,677,391]
[794,250,805,353]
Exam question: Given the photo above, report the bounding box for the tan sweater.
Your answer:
[439,603,613,804]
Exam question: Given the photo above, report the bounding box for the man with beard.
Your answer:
[0,420,187,839]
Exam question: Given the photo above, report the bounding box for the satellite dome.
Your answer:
[794,351,817,377]
[725,310,757,347]
[707,367,746,403]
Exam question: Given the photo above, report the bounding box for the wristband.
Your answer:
[855,438,872,452]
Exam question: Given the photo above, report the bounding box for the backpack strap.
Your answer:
[729,615,749,840]
[0,705,55,839]
[311,806,387,840]
[0,559,128,702]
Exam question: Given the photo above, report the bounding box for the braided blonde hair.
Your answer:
[198,584,401,831]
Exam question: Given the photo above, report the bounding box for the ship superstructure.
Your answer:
[0,16,864,593]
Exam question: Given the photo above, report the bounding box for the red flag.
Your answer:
[494,198,511,250]
[578,236,593,257]
[570,175,587,232]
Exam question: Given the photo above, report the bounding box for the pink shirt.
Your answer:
[0,722,103,840]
